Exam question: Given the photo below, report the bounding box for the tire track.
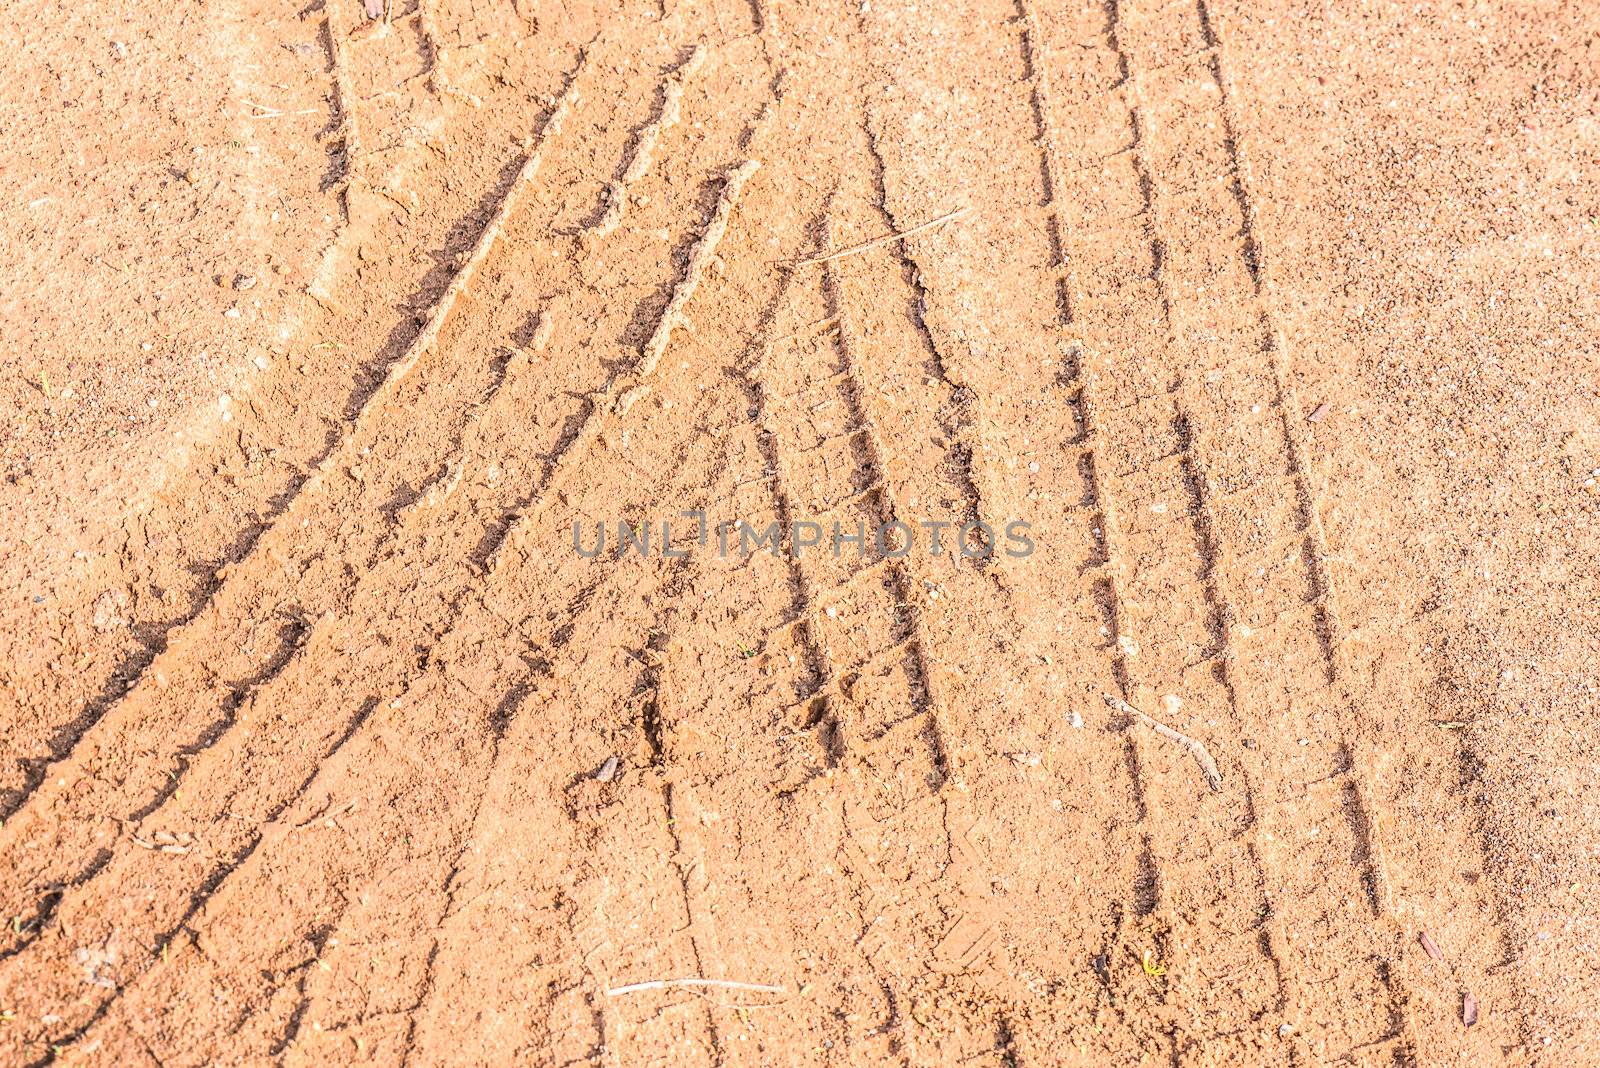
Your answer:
[0,5,583,829]
[699,181,1041,1060]
[505,62,934,1055]
[824,228,1042,1062]
[62,37,780,1061]
[1015,0,1151,772]
[0,49,591,852]
[615,240,872,1064]
[401,86,781,1068]
[855,127,997,580]
[543,171,952,1060]
[1195,0,1528,1057]
[587,44,708,242]
[0,168,595,1016]
[488,156,764,575]
[0,21,661,859]
[90,477,707,1066]
[0,39,768,1059]
[1099,3,1297,1056]
[0,12,608,831]
[1119,0,1418,1055]
[1028,0,1414,1058]
[734,227,952,1063]
[69,375,737,1061]
[860,0,1157,1056]
[1004,0,1292,1058]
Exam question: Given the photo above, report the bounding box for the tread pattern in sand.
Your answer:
[0,0,1551,1063]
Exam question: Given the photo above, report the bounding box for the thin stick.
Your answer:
[796,206,969,266]
[1103,694,1223,792]
[242,100,321,118]
[605,978,785,997]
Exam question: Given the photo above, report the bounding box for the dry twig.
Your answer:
[1103,693,1222,792]
[796,206,969,266]
[605,977,785,997]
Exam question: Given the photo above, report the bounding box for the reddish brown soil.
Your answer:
[1,0,1596,1064]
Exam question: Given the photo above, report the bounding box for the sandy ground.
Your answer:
[1,0,1596,1064]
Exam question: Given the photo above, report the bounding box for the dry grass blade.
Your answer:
[605,977,786,997]
[796,206,969,266]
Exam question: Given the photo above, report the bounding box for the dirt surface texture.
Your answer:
[1,0,1596,1064]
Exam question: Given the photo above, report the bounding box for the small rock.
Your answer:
[75,934,122,989]
[1419,931,1445,961]
[595,755,620,782]
[91,590,130,632]
[233,273,258,292]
